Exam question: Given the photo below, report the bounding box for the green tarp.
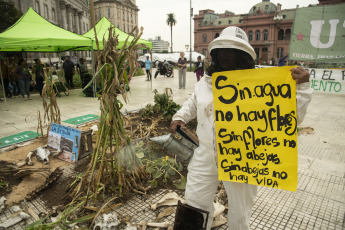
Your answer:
[0,131,40,148]
[0,7,92,52]
[63,114,100,125]
[289,3,345,63]
[82,17,152,50]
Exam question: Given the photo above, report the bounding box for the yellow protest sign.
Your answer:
[212,66,297,192]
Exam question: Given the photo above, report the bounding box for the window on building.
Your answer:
[131,14,133,23]
[277,48,284,58]
[83,22,85,32]
[263,30,268,40]
[265,5,269,10]
[118,10,120,19]
[123,23,125,31]
[123,11,125,20]
[202,34,207,43]
[117,22,120,28]
[218,21,222,25]
[202,49,207,56]
[127,24,129,33]
[248,30,253,41]
[239,19,242,23]
[44,5,48,18]
[228,20,232,24]
[282,15,286,19]
[127,12,129,22]
[35,1,40,13]
[278,29,284,40]
[255,30,260,41]
[98,9,101,19]
[285,29,291,40]
[108,8,111,18]
[52,8,55,21]
[215,33,220,39]
[135,14,137,23]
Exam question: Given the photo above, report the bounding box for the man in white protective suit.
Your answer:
[170,26,313,230]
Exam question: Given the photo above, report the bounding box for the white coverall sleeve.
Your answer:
[172,93,197,124]
[296,82,313,125]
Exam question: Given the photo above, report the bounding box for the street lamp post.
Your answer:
[190,0,193,71]
[273,15,283,65]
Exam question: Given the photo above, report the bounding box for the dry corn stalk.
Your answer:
[41,67,61,134]
[72,25,152,206]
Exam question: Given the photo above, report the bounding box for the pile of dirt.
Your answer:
[0,137,68,206]
[0,161,23,197]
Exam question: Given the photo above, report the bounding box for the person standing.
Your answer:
[16,59,32,100]
[177,52,187,89]
[145,56,151,81]
[194,56,204,81]
[78,58,88,87]
[63,56,74,88]
[8,58,19,97]
[170,26,313,229]
[33,59,45,98]
[0,57,13,98]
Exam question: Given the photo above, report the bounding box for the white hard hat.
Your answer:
[208,26,256,60]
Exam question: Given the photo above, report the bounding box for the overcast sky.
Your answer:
[136,0,319,52]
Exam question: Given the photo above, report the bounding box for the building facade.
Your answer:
[194,0,343,64]
[5,0,91,35]
[94,0,139,34]
[148,36,169,53]
[193,0,300,64]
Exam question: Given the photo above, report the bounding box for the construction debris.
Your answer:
[93,213,119,230]
[0,210,30,229]
[150,192,185,210]
[0,197,6,213]
[213,201,225,218]
[298,127,315,135]
[211,214,227,228]
[154,207,175,221]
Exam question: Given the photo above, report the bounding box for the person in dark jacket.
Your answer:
[194,56,204,81]
[33,59,45,97]
[63,56,74,88]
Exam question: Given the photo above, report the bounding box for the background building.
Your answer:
[94,0,139,33]
[193,0,300,64]
[148,36,169,53]
[5,0,90,35]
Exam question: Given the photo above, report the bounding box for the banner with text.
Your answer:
[212,66,298,192]
[306,68,345,94]
[289,3,345,63]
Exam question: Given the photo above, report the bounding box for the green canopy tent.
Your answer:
[81,17,152,50]
[0,7,94,107]
[0,7,93,52]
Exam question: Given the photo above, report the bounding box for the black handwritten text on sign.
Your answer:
[212,66,297,191]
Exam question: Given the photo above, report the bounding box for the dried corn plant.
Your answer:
[71,26,152,206]
[41,67,61,134]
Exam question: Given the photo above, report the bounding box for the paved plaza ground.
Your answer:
[0,69,344,229]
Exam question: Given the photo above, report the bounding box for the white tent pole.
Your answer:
[91,46,96,98]
[0,65,8,111]
[150,55,152,90]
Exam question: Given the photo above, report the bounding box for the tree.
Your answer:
[166,13,176,53]
[0,0,22,33]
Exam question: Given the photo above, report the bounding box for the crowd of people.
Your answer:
[0,56,90,101]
